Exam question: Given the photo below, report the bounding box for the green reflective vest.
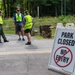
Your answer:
[24,15,32,30]
[16,13,22,22]
[0,16,3,24]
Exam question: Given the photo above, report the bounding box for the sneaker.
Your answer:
[22,38,25,41]
[18,38,21,41]
[4,40,9,42]
[25,42,31,45]
[0,41,2,43]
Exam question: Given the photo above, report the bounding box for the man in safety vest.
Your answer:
[14,7,25,41]
[0,10,9,43]
[24,10,33,45]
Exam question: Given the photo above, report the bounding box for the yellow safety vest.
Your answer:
[24,15,32,30]
[0,16,3,24]
[16,13,22,22]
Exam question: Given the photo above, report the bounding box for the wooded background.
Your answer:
[0,0,75,18]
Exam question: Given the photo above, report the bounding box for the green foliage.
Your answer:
[3,16,75,39]
[0,0,75,17]
[50,0,60,4]
[57,15,75,25]
[4,30,15,34]
[3,18,14,29]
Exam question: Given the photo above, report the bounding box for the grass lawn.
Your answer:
[4,29,15,34]
[3,16,75,39]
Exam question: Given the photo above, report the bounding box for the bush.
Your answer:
[3,16,75,37]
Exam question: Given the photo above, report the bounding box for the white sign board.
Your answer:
[48,27,75,75]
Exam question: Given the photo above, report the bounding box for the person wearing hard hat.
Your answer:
[24,10,33,45]
[0,10,9,43]
[14,8,25,41]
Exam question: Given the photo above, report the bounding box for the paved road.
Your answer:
[0,34,64,75]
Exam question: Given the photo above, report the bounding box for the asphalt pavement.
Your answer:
[0,34,64,75]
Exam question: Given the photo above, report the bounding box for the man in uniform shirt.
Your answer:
[14,8,25,41]
[0,10,9,43]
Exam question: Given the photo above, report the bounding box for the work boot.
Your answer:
[25,42,31,45]
[4,40,9,42]
[18,38,21,41]
[22,38,25,41]
[0,41,2,43]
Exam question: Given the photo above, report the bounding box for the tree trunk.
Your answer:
[3,0,7,18]
[61,0,63,15]
[55,6,58,17]
[7,0,10,18]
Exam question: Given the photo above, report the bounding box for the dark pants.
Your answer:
[0,25,7,42]
[16,23,23,34]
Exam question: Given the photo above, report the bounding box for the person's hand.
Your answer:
[22,24,24,28]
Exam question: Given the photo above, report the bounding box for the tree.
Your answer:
[3,0,7,17]
[1,0,75,17]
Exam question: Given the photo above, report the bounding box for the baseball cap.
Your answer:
[24,10,29,14]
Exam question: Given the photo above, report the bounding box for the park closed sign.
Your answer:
[48,24,75,75]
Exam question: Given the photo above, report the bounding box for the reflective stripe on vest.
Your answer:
[0,16,3,24]
[16,13,22,22]
[24,15,32,30]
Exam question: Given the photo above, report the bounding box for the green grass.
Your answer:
[3,15,75,39]
[4,29,15,34]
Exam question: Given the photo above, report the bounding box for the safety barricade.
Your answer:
[48,23,75,75]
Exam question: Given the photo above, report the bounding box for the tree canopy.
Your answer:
[0,0,75,17]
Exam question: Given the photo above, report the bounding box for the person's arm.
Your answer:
[14,14,16,30]
[21,14,24,28]
[23,15,26,27]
